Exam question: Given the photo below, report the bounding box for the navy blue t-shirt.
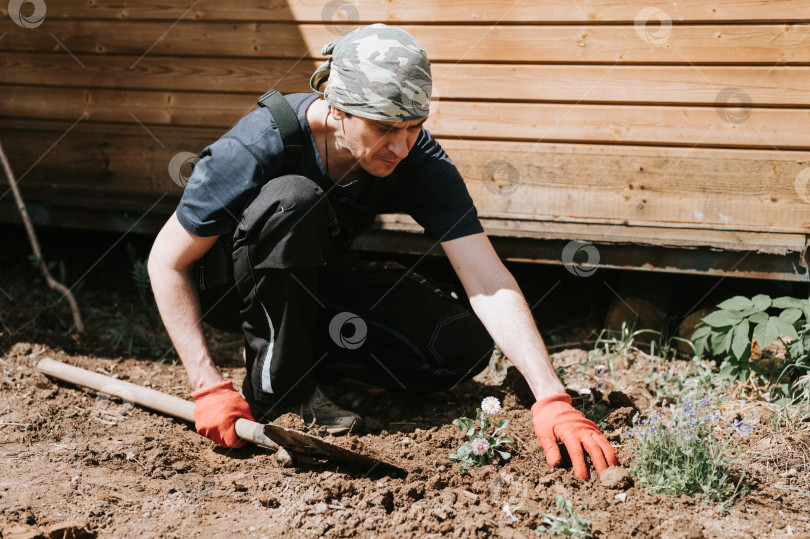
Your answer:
[176,93,483,242]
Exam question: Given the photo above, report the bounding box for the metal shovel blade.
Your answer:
[262,422,404,472]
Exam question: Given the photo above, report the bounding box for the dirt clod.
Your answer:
[258,492,280,508]
[600,466,632,490]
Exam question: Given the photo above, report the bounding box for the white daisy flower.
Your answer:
[481,396,501,415]
[471,437,490,456]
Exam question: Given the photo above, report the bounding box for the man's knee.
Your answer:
[235,175,336,270]
[241,175,328,228]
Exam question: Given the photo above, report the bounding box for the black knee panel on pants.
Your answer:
[233,175,337,272]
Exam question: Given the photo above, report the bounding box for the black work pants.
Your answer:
[198,175,493,419]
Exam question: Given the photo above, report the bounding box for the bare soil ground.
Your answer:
[1,228,809,538]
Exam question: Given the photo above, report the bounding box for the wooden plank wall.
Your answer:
[1,0,809,259]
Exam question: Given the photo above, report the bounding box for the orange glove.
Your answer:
[531,393,618,480]
[191,381,254,448]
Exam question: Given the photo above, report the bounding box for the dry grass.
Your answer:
[721,399,810,493]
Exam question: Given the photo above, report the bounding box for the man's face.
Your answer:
[332,109,427,178]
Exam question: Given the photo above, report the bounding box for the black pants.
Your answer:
[197,175,493,420]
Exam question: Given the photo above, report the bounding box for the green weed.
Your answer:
[536,495,593,537]
[107,244,173,358]
[643,356,720,401]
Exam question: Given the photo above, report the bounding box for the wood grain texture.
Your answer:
[1,0,808,263]
[439,139,810,233]
[23,0,810,23]
[3,53,808,106]
[374,214,807,253]
[4,120,808,234]
[2,22,808,64]
[4,86,806,148]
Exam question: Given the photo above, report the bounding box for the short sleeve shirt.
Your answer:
[176,93,483,242]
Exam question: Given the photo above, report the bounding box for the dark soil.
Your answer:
[1,225,808,538]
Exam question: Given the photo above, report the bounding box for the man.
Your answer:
[148,24,617,480]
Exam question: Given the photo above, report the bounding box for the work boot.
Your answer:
[294,386,362,435]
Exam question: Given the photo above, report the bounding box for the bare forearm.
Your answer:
[149,264,223,391]
[469,272,565,401]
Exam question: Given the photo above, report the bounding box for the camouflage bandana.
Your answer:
[309,23,432,122]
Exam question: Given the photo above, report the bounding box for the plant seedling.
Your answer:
[449,396,513,473]
[536,495,593,537]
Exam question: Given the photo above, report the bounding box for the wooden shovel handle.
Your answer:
[37,357,279,451]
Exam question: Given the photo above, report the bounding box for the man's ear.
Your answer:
[329,107,346,121]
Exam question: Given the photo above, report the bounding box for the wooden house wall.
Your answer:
[1,0,809,274]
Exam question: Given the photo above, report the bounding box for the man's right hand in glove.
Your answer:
[191,380,254,448]
[531,393,618,480]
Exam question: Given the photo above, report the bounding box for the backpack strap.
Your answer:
[257,89,304,175]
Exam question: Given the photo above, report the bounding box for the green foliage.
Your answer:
[577,401,610,431]
[536,495,593,537]
[587,322,642,364]
[449,406,512,473]
[692,295,810,397]
[129,243,152,307]
[28,254,69,285]
[24,254,84,332]
[108,306,151,356]
[582,322,688,383]
[644,356,720,401]
[627,398,749,506]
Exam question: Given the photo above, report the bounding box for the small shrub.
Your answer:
[449,397,512,473]
[627,398,749,505]
[692,295,810,399]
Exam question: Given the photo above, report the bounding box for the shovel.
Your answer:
[37,357,404,473]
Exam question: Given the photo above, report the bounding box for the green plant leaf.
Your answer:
[772,296,805,309]
[493,418,508,435]
[717,296,754,310]
[702,310,743,327]
[779,308,802,324]
[710,329,730,355]
[753,319,780,349]
[731,319,750,360]
[772,316,799,340]
[738,306,762,317]
[752,294,772,311]
[749,311,769,324]
[690,325,711,340]
[721,328,734,354]
[719,362,739,378]
[693,333,709,357]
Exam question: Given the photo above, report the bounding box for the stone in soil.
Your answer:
[599,466,633,490]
